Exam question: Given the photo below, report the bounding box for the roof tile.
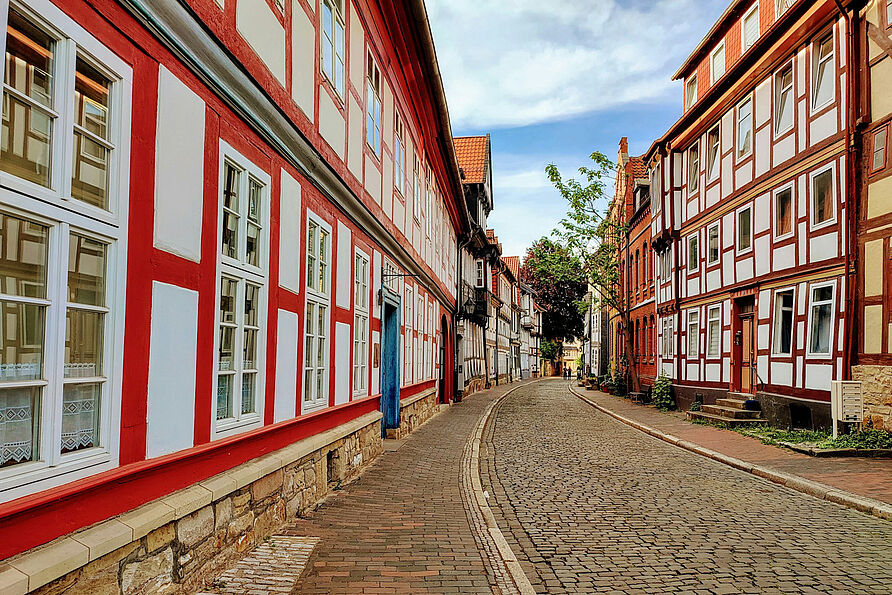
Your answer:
[454,136,488,184]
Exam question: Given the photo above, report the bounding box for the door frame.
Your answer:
[730,295,756,394]
[380,286,401,433]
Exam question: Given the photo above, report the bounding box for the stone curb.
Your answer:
[468,382,538,595]
[568,386,892,523]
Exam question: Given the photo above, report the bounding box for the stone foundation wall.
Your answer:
[5,412,383,595]
[672,385,832,429]
[852,365,892,430]
[462,375,487,398]
[387,387,439,440]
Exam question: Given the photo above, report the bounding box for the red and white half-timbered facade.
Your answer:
[649,0,857,427]
[0,0,470,586]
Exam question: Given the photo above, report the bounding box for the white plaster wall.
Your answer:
[365,154,382,204]
[236,0,286,86]
[755,128,770,178]
[810,108,837,144]
[754,78,771,126]
[146,282,198,458]
[154,66,205,262]
[771,361,793,387]
[804,363,832,391]
[754,193,770,234]
[336,222,352,309]
[274,309,299,422]
[319,91,346,158]
[774,244,795,270]
[734,163,752,189]
[347,96,363,180]
[754,235,770,276]
[736,257,754,281]
[809,232,838,262]
[773,135,795,167]
[334,322,350,405]
[279,170,302,293]
[291,6,316,120]
[349,7,364,93]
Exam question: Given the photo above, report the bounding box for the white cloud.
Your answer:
[427,0,724,129]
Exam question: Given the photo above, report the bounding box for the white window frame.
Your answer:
[706,124,720,182]
[687,142,700,194]
[302,211,332,412]
[685,75,698,110]
[809,164,836,231]
[776,0,793,18]
[416,291,423,380]
[736,204,753,254]
[871,126,888,173]
[352,248,369,397]
[706,305,721,358]
[214,141,270,436]
[404,284,413,385]
[687,233,699,273]
[711,42,725,84]
[742,3,760,53]
[773,183,795,241]
[811,33,835,112]
[413,154,422,223]
[475,259,485,288]
[806,281,836,358]
[366,52,381,156]
[687,310,700,358]
[707,222,720,265]
[394,111,405,196]
[0,0,131,502]
[736,96,753,159]
[320,0,345,99]
[774,61,795,137]
[771,287,795,356]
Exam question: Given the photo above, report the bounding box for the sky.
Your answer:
[426,0,729,258]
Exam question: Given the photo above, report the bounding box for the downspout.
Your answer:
[834,0,862,381]
[455,232,471,401]
[669,146,683,382]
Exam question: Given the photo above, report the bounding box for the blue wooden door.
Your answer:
[380,299,400,432]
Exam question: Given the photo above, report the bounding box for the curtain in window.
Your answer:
[0,388,38,466]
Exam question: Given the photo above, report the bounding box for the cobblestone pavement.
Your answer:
[481,380,892,594]
[290,380,535,594]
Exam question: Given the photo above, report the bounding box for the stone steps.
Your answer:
[715,398,749,410]
[686,410,765,427]
[701,404,762,419]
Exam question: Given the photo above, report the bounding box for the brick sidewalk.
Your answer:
[288,379,537,594]
[573,385,892,505]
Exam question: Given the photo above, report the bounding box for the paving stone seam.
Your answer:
[462,381,540,595]
[568,385,892,523]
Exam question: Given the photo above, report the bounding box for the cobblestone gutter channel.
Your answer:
[461,383,537,595]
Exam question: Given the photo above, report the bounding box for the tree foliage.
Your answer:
[519,238,586,343]
[539,339,559,363]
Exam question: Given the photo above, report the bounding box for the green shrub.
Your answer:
[689,401,701,412]
[651,373,674,411]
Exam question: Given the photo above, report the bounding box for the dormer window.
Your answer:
[711,42,725,84]
[634,184,650,212]
[685,75,697,110]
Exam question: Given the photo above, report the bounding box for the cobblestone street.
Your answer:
[481,380,892,594]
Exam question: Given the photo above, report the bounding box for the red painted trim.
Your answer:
[0,396,380,560]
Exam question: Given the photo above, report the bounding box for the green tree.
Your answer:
[545,152,640,392]
[519,238,587,346]
[539,339,559,363]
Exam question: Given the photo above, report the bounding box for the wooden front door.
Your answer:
[738,315,755,394]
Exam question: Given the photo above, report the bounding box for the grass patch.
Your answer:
[729,424,892,450]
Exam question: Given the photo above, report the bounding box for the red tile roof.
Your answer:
[454,136,488,184]
[629,156,647,179]
[503,255,520,280]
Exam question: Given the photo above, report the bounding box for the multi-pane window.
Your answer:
[394,113,405,195]
[711,43,725,83]
[425,170,433,239]
[366,54,381,155]
[776,0,793,17]
[2,8,118,211]
[303,215,330,409]
[737,206,753,252]
[687,143,699,193]
[476,260,485,288]
[737,98,753,158]
[742,4,759,52]
[807,284,834,355]
[662,318,674,357]
[404,285,413,384]
[812,35,834,110]
[217,150,267,427]
[772,289,794,355]
[706,305,721,357]
[687,311,699,358]
[812,168,834,226]
[321,0,345,97]
[774,63,794,134]
[685,75,697,110]
[0,214,113,472]
[687,234,699,272]
[707,224,720,265]
[353,252,369,396]
[872,127,888,173]
[775,187,793,237]
[706,125,720,182]
[413,155,422,222]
